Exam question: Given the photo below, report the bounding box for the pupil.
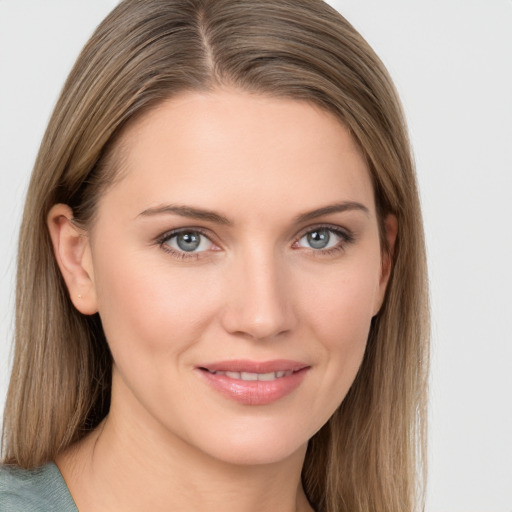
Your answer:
[177,232,200,251]
[307,229,330,249]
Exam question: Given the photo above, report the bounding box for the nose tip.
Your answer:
[230,309,289,341]
[220,257,296,341]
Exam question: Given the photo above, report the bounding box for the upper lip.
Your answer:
[197,359,309,373]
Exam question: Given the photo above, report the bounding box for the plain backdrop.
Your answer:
[1,1,511,511]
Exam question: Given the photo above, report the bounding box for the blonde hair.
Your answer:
[2,1,429,510]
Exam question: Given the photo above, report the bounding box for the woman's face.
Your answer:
[76,90,393,465]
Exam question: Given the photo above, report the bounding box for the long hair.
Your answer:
[2,1,429,510]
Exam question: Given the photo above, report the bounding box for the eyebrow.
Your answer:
[138,204,232,225]
[294,201,370,223]
[137,201,369,225]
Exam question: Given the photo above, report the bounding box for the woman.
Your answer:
[0,1,429,511]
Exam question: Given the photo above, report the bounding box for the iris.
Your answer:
[307,229,330,249]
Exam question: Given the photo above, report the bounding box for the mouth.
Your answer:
[202,369,295,381]
[196,360,310,405]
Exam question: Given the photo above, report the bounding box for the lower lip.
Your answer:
[197,368,309,405]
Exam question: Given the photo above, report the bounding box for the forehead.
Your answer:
[98,89,375,221]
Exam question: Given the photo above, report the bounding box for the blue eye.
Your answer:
[297,228,346,250]
[164,230,213,253]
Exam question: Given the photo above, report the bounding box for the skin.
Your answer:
[48,89,396,512]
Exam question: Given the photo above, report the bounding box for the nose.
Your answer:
[219,247,297,341]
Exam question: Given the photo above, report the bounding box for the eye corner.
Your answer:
[156,227,220,260]
[293,224,356,255]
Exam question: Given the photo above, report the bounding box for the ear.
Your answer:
[373,213,398,316]
[47,204,98,315]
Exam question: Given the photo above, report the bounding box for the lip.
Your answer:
[196,359,310,406]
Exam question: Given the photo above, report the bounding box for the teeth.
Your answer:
[240,372,258,381]
[209,370,294,381]
[258,372,276,381]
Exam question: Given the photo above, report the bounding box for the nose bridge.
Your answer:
[221,242,295,340]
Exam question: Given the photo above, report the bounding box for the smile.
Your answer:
[197,360,310,405]
[204,370,294,381]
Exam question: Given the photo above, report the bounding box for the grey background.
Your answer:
[1,1,511,510]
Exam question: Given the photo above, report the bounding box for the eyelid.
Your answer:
[295,223,354,242]
[156,226,217,243]
[292,223,356,253]
[156,227,220,259]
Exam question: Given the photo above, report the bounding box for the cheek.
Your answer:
[316,278,374,370]
[297,254,380,406]
[91,247,220,362]
[300,252,380,342]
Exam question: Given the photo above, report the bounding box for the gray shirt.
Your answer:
[0,463,77,512]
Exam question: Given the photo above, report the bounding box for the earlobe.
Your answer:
[47,204,98,315]
[373,213,398,316]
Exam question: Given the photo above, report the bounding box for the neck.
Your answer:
[57,398,313,512]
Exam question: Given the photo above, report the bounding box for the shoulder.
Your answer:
[0,463,77,512]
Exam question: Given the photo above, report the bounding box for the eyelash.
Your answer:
[295,224,355,257]
[156,224,355,260]
[156,227,214,260]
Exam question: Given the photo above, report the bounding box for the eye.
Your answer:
[295,227,352,252]
[162,230,215,253]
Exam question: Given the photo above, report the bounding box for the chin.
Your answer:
[208,438,307,467]
[186,419,313,467]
